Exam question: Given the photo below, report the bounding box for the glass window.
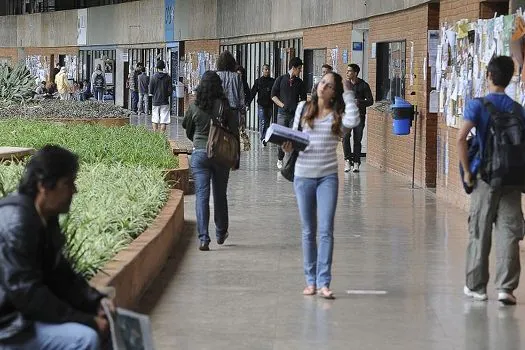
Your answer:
[375,41,406,103]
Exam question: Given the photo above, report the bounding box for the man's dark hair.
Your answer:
[141,66,146,73]
[41,81,46,85]
[289,57,303,70]
[156,60,165,70]
[348,63,360,75]
[216,51,237,72]
[487,56,514,87]
[18,145,79,199]
[322,64,333,71]
[262,64,270,69]
[136,62,144,68]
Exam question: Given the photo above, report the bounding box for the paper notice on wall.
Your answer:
[423,57,427,81]
[428,30,439,67]
[429,90,439,113]
[409,42,414,86]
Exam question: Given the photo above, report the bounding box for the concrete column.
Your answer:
[115,48,126,107]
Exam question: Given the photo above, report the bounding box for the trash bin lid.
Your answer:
[391,96,412,108]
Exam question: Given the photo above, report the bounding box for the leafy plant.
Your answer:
[0,119,177,169]
[0,63,36,103]
[0,162,169,279]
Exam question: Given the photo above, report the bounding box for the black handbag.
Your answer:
[281,106,306,182]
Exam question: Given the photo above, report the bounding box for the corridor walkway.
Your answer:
[136,116,525,350]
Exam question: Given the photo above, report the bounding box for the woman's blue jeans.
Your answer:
[190,149,230,243]
[294,173,338,288]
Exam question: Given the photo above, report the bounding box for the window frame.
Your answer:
[375,40,406,103]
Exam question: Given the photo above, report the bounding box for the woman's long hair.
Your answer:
[195,71,226,112]
[302,72,345,136]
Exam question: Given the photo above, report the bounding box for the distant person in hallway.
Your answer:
[271,57,307,169]
[216,51,245,127]
[54,67,70,100]
[248,64,275,145]
[282,72,359,299]
[0,145,115,349]
[311,64,333,95]
[91,64,105,102]
[458,56,525,306]
[138,66,150,115]
[342,63,373,173]
[148,60,172,133]
[128,62,143,113]
[182,71,240,251]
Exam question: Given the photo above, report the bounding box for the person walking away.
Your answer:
[248,64,275,145]
[271,57,307,169]
[91,64,105,102]
[0,145,116,349]
[54,67,70,100]
[216,51,245,126]
[342,63,373,173]
[458,56,525,305]
[148,60,172,133]
[138,66,150,115]
[282,72,359,299]
[182,71,240,251]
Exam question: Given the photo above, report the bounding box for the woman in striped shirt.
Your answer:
[282,72,359,299]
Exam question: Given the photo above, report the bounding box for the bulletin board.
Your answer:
[435,12,525,128]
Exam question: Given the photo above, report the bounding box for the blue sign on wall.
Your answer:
[165,0,175,42]
[352,42,363,51]
[342,49,348,64]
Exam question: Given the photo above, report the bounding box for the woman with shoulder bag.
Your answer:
[183,71,240,251]
[282,72,359,298]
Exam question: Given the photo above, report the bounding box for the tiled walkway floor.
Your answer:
[135,116,525,350]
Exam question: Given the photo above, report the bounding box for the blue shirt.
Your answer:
[463,93,525,152]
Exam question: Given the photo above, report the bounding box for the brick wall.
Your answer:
[435,0,500,210]
[0,48,18,65]
[303,23,353,74]
[183,40,220,110]
[366,4,439,187]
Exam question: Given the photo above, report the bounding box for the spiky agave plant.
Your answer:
[0,63,36,104]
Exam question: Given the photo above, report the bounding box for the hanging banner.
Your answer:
[165,0,175,42]
[77,9,87,46]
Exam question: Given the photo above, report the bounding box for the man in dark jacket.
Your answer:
[128,62,143,113]
[271,57,307,169]
[343,63,374,173]
[0,145,114,349]
[248,64,275,145]
[149,60,172,133]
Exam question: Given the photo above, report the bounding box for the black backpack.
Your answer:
[480,98,525,189]
[94,74,104,88]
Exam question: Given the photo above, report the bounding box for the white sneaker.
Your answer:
[277,160,283,169]
[498,292,517,305]
[344,160,352,172]
[464,286,488,301]
[353,163,360,173]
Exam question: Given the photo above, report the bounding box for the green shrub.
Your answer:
[0,119,177,169]
[0,63,35,103]
[0,162,169,278]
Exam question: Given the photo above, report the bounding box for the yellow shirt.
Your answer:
[55,72,69,93]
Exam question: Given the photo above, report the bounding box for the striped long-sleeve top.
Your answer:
[292,91,360,178]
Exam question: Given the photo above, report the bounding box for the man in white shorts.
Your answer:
[148,60,172,132]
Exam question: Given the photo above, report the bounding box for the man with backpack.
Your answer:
[457,56,525,305]
[91,64,105,102]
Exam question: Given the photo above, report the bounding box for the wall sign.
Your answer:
[165,0,175,42]
[352,42,363,51]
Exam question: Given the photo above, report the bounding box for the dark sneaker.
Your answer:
[352,163,361,173]
[199,241,210,251]
[217,232,229,245]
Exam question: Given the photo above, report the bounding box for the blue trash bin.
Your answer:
[391,97,414,136]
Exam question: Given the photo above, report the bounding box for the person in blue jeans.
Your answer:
[282,72,359,299]
[0,145,115,349]
[183,71,240,251]
[248,64,275,145]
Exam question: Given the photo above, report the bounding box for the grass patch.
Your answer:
[0,162,169,279]
[0,119,177,169]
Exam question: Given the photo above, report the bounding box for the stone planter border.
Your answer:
[39,117,129,127]
[90,189,185,309]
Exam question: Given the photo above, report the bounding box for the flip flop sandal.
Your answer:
[317,287,335,299]
[303,285,316,296]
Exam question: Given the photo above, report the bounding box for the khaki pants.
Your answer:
[466,180,523,293]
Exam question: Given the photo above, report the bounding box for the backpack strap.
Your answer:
[481,98,499,117]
